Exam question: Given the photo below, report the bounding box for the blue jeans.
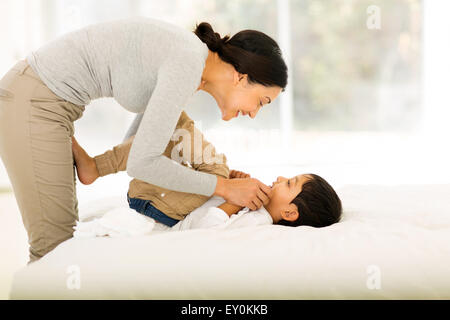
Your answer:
[127,193,180,227]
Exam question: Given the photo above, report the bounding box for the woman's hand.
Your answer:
[229,170,251,179]
[214,176,272,210]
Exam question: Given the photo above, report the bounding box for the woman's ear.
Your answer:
[233,72,248,86]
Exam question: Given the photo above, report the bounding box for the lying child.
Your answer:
[168,172,342,230]
[72,111,342,229]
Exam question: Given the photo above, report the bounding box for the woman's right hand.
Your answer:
[214,176,272,210]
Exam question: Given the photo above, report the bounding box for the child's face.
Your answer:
[265,174,312,223]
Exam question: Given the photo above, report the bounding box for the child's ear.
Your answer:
[282,205,299,222]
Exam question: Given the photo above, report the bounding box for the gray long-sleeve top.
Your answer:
[27,17,217,196]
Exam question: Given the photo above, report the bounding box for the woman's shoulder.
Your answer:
[132,17,204,45]
[134,17,208,70]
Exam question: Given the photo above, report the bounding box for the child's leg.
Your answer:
[72,136,100,185]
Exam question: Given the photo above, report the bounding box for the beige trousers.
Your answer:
[0,60,85,264]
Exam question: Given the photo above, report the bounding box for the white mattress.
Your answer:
[9,184,450,299]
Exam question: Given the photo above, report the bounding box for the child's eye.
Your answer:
[288,180,290,187]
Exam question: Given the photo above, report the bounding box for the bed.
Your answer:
[9,184,450,299]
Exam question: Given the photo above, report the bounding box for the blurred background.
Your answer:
[1,0,449,298]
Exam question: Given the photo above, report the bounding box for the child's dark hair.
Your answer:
[193,22,288,90]
[277,174,342,228]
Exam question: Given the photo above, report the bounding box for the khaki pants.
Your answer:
[0,60,85,264]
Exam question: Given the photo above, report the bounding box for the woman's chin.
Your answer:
[221,112,233,121]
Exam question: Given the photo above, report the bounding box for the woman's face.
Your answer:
[217,74,282,121]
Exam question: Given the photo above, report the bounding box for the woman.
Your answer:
[0,17,287,263]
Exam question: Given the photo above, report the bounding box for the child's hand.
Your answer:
[229,170,251,179]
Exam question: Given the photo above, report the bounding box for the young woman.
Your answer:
[0,17,287,263]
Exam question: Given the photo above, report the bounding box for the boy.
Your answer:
[72,111,341,229]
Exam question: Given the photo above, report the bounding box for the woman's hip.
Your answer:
[0,59,85,127]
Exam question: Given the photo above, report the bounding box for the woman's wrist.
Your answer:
[214,176,228,198]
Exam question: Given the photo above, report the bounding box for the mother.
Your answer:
[0,17,287,263]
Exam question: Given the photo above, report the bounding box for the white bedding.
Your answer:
[9,184,450,299]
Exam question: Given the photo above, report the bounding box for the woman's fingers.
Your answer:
[247,202,257,211]
[251,197,263,210]
[256,188,270,206]
[222,177,271,210]
[246,180,268,210]
[258,181,273,199]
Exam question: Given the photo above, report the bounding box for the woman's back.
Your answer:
[27,17,208,111]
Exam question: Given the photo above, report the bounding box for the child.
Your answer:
[168,172,342,231]
[72,111,341,230]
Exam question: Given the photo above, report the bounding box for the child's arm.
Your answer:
[217,202,245,217]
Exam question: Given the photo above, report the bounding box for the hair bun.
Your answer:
[194,22,228,53]
[218,35,230,51]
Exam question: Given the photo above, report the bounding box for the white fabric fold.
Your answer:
[73,196,274,238]
[73,207,155,238]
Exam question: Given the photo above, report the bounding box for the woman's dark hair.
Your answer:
[277,174,342,228]
[193,22,288,90]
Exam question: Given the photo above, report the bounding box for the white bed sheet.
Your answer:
[9,184,450,299]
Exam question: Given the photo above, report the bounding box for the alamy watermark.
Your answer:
[366,5,381,30]
[366,264,382,290]
[169,120,225,166]
[66,264,81,290]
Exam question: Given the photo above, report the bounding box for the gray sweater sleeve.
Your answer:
[125,57,218,197]
[123,113,143,143]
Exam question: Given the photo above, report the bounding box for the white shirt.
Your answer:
[74,197,273,238]
[154,196,274,231]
